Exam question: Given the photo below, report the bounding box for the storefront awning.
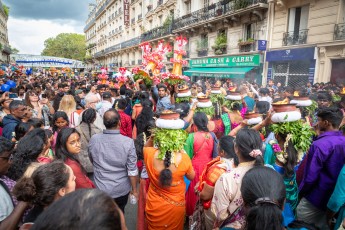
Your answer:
[183,67,254,78]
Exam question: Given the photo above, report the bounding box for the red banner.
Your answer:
[124,0,130,26]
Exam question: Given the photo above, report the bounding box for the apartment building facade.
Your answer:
[85,0,345,85]
[0,1,10,63]
[84,0,176,72]
[266,0,345,86]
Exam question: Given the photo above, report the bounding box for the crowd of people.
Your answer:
[0,71,344,230]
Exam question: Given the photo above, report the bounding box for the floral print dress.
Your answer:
[211,161,255,229]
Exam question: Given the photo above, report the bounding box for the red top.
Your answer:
[118,110,133,138]
[65,158,95,189]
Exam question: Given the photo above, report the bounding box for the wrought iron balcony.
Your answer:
[158,0,164,6]
[283,29,308,46]
[105,43,122,54]
[84,18,96,32]
[2,45,11,55]
[95,0,110,18]
[173,0,267,30]
[131,18,135,24]
[239,42,256,52]
[334,23,345,40]
[197,50,208,57]
[121,36,141,49]
[138,14,142,20]
[141,24,173,42]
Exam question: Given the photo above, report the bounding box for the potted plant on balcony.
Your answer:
[238,38,255,46]
[196,38,208,57]
[212,33,227,55]
[234,0,250,10]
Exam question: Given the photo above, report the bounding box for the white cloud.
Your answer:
[7,17,84,55]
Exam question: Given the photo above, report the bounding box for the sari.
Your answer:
[184,131,214,216]
[144,147,193,230]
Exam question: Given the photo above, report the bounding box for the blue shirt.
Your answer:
[153,87,174,112]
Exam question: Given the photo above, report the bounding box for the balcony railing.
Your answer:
[158,0,164,6]
[283,29,308,46]
[141,24,173,42]
[121,36,141,49]
[95,0,110,18]
[105,43,122,54]
[173,0,267,30]
[334,23,345,40]
[131,18,135,24]
[239,42,256,52]
[138,14,142,20]
[197,50,208,57]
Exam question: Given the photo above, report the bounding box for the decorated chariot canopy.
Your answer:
[10,54,85,68]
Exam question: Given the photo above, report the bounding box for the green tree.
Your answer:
[10,46,19,54]
[41,33,86,61]
[3,4,9,17]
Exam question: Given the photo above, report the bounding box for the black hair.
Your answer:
[317,92,332,102]
[284,86,294,94]
[14,122,32,141]
[27,118,44,129]
[103,109,120,129]
[157,84,167,91]
[119,85,126,95]
[81,108,97,138]
[44,129,53,138]
[255,101,270,115]
[235,128,264,166]
[219,136,239,166]
[241,166,286,230]
[174,102,190,119]
[275,133,298,177]
[55,127,81,164]
[31,189,123,230]
[134,132,145,161]
[193,112,209,132]
[52,111,69,133]
[159,150,172,187]
[259,88,270,96]
[117,98,127,110]
[9,100,25,111]
[0,136,14,157]
[317,107,343,128]
[136,100,154,135]
[7,128,47,181]
[139,84,147,91]
[13,161,70,207]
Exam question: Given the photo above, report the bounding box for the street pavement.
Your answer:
[125,200,138,230]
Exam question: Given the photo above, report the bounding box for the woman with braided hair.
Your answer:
[75,108,101,179]
[143,114,195,229]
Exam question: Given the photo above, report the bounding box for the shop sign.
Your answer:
[258,40,267,51]
[190,54,260,68]
[124,0,130,26]
[266,47,315,62]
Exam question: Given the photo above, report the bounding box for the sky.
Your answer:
[3,0,91,55]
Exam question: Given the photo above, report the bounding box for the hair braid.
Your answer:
[159,151,172,187]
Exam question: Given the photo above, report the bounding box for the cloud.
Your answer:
[7,18,84,55]
[3,0,89,21]
[2,0,90,55]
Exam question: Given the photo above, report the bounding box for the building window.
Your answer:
[204,0,209,8]
[158,15,163,25]
[186,2,191,14]
[245,23,254,40]
[284,5,309,45]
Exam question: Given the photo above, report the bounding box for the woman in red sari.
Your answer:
[184,112,214,216]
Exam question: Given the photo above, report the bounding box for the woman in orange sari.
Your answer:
[144,117,195,229]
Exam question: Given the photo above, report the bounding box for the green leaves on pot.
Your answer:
[210,93,225,105]
[304,100,318,116]
[270,120,315,153]
[332,95,341,102]
[176,96,191,103]
[223,100,241,110]
[196,106,215,117]
[153,128,188,160]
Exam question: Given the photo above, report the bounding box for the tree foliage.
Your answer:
[41,33,86,61]
[3,4,9,17]
[10,46,19,54]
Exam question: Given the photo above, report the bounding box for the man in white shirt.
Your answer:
[98,92,113,118]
